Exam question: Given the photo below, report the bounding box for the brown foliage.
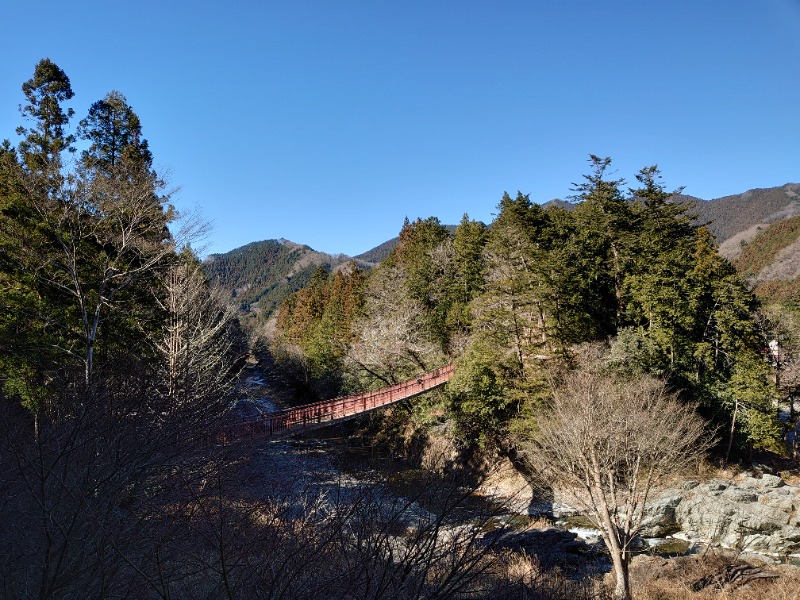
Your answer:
[520,369,712,599]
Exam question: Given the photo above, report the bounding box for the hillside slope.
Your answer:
[732,215,800,303]
[205,240,370,322]
[693,183,800,259]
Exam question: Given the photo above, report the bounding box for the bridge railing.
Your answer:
[218,364,454,443]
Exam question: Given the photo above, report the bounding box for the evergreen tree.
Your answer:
[476,192,555,369]
[622,166,698,372]
[570,155,635,331]
[448,214,487,338]
[1,60,174,404]
[79,90,153,179]
[394,216,453,349]
[16,58,75,182]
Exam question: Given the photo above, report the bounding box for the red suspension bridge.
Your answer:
[219,364,454,442]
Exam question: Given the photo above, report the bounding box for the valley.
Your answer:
[3,58,800,599]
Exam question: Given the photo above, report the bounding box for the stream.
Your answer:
[231,369,720,578]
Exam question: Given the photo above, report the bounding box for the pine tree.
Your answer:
[1,61,174,401]
[448,214,487,336]
[569,155,635,331]
[16,58,75,182]
[394,216,453,350]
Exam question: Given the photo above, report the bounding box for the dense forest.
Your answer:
[2,59,799,599]
[272,160,791,459]
[204,238,374,324]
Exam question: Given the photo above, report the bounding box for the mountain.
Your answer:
[355,238,398,264]
[691,183,800,259]
[204,239,372,323]
[355,224,461,264]
[680,183,800,304]
[541,198,574,211]
[208,184,800,324]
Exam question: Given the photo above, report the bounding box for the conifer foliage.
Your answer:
[0,59,245,597]
[272,156,780,457]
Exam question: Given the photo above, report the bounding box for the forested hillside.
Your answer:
[270,159,786,460]
[730,215,800,305]
[696,183,800,257]
[205,239,372,327]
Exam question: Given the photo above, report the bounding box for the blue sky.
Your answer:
[2,1,798,257]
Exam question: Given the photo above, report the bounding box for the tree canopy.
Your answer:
[271,156,780,459]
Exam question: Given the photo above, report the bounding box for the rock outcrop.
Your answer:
[595,473,800,556]
[670,474,800,555]
[483,459,800,557]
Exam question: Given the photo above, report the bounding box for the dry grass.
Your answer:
[630,552,800,600]
[526,514,556,530]
[778,468,800,487]
[492,550,608,600]
[691,457,744,481]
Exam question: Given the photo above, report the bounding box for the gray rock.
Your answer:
[758,474,785,489]
[741,474,785,489]
[639,494,682,537]
[760,494,794,512]
[721,488,757,503]
[650,472,800,556]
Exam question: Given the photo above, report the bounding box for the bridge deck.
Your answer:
[220,364,454,442]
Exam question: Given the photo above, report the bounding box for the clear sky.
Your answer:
[2,1,798,257]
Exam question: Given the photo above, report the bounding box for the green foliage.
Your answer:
[79,90,153,177]
[1,59,243,421]
[448,214,487,333]
[447,342,510,447]
[394,216,453,349]
[274,264,366,399]
[480,160,780,455]
[734,215,800,277]
[477,192,555,364]
[701,350,781,457]
[16,58,75,177]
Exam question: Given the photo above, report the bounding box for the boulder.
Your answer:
[639,493,683,537]
[666,473,800,555]
[484,460,800,557]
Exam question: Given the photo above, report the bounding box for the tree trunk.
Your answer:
[725,399,739,463]
[611,552,631,600]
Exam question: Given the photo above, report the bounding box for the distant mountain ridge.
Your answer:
[693,183,800,259]
[204,239,372,323]
[673,183,800,303]
[208,183,800,321]
[355,223,460,264]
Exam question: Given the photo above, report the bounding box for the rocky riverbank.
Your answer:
[478,456,800,560]
[647,473,800,558]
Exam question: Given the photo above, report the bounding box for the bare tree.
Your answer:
[519,369,710,600]
[155,249,245,408]
[174,444,510,600]
[347,263,446,387]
